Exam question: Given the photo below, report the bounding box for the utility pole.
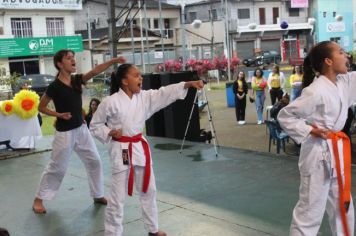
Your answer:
[221,0,231,81]
[209,1,214,60]
[144,2,151,72]
[158,0,166,71]
[87,6,94,68]
[139,0,145,72]
[181,0,187,68]
[225,0,231,81]
[107,0,117,63]
[129,0,136,65]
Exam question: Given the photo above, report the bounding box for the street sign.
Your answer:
[0,36,83,58]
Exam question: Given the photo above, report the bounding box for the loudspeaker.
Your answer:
[142,73,165,137]
[159,71,201,141]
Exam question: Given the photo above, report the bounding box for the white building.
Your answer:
[184,0,314,62]
[0,0,83,77]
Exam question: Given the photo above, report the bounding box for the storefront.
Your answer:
[0,36,83,75]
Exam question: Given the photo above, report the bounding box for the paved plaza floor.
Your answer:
[1,136,355,236]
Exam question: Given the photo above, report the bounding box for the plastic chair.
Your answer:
[265,120,289,154]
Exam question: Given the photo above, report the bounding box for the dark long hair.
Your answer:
[88,98,100,116]
[292,65,303,74]
[53,49,83,93]
[110,63,133,95]
[238,71,248,90]
[302,41,334,89]
[254,68,263,78]
[272,64,280,74]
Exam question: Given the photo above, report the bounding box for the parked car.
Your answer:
[17,74,55,96]
[243,50,281,67]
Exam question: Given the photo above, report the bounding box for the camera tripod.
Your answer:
[179,85,219,157]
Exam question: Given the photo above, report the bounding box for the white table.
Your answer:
[0,113,42,149]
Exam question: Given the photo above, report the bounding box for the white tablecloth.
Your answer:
[0,113,42,149]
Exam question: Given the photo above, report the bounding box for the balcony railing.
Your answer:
[152,29,174,39]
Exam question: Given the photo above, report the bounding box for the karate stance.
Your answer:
[278,41,356,236]
[32,49,125,214]
[90,64,204,236]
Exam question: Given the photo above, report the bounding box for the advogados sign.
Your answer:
[0,0,82,10]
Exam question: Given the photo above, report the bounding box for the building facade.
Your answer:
[184,0,313,62]
[311,0,354,52]
[0,1,83,77]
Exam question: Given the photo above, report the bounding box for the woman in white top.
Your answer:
[267,64,285,105]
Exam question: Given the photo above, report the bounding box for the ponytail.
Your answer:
[110,63,133,95]
[302,41,334,89]
[302,56,315,89]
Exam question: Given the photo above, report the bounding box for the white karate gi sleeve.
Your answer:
[277,87,316,144]
[267,74,272,90]
[280,72,286,92]
[90,98,112,144]
[347,72,356,106]
[143,81,188,119]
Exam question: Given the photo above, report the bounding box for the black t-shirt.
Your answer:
[46,74,84,132]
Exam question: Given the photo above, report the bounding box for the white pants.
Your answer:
[105,166,158,236]
[290,160,355,236]
[36,124,104,200]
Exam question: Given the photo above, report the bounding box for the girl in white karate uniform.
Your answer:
[90,64,204,236]
[32,49,125,214]
[278,41,356,236]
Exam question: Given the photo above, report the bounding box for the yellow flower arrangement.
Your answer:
[13,90,40,119]
[0,100,15,116]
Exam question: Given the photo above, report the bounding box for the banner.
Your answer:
[0,35,83,58]
[291,0,308,8]
[0,0,82,10]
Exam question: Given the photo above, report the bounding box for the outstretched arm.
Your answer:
[184,80,204,89]
[144,80,204,120]
[82,57,126,82]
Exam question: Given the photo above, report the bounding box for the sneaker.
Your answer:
[238,121,243,125]
[257,120,262,125]
[240,120,246,125]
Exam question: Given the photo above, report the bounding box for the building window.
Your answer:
[330,37,341,44]
[154,19,159,29]
[259,8,266,25]
[289,8,299,17]
[189,12,197,22]
[164,19,170,29]
[11,18,32,38]
[46,18,64,36]
[272,7,279,24]
[238,8,250,19]
[125,19,137,26]
[146,19,151,29]
[208,9,218,21]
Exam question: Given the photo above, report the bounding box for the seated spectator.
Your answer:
[270,93,290,121]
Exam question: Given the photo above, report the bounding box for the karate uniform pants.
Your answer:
[105,166,158,236]
[290,160,354,236]
[35,124,104,200]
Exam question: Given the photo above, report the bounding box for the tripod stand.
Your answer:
[179,86,219,157]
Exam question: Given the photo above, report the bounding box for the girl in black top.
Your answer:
[85,98,100,128]
[32,49,125,214]
[232,71,248,124]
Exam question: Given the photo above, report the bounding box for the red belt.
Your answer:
[327,131,351,236]
[112,133,151,196]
